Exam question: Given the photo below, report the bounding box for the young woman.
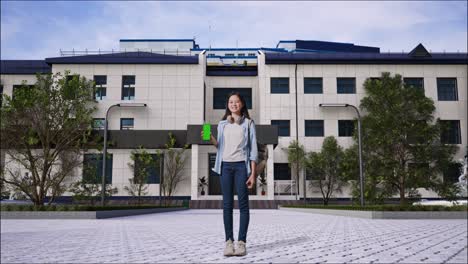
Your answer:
[201,91,258,257]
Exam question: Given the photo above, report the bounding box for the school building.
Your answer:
[1,39,467,203]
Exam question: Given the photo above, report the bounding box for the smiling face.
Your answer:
[228,94,243,115]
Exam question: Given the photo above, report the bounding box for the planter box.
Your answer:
[1,207,188,219]
[278,206,468,219]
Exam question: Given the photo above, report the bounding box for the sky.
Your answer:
[1,1,467,60]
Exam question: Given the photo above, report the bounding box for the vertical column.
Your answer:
[191,144,199,200]
[267,144,275,200]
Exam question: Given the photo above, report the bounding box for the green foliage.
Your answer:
[158,132,189,206]
[306,136,347,205]
[0,204,185,212]
[350,72,459,205]
[69,157,118,205]
[282,204,468,211]
[125,146,157,204]
[1,71,98,206]
[285,140,306,196]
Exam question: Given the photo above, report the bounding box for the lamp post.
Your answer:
[319,103,364,207]
[101,103,147,206]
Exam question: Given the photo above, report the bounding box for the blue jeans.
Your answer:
[220,161,250,243]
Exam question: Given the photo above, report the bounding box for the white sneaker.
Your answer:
[235,241,247,256]
[223,239,235,256]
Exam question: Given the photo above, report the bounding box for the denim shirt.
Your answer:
[212,117,258,176]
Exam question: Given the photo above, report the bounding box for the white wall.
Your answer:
[52,62,204,130]
[258,52,467,198]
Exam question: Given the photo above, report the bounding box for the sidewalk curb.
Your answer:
[278,206,468,219]
[1,207,189,219]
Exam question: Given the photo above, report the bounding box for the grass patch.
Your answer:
[281,204,468,211]
[1,204,187,212]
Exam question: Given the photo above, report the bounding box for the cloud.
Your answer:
[1,1,466,59]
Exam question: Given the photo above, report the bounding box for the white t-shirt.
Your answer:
[222,122,246,162]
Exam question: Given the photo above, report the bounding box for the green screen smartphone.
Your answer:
[202,123,211,141]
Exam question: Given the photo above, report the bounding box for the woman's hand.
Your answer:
[200,130,217,147]
[246,174,256,189]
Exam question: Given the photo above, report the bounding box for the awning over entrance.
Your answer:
[186,124,278,145]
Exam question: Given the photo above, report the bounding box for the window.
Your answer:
[305,120,324,137]
[271,78,289,94]
[66,74,80,83]
[238,53,245,57]
[338,120,355,137]
[93,75,107,100]
[134,154,163,184]
[305,168,325,181]
[208,53,216,57]
[248,53,256,56]
[83,153,113,184]
[337,78,356,94]
[274,163,291,180]
[271,120,290,137]
[122,75,135,100]
[443,163,462,184]
[213,88,252,109]
[92,118,105,130]
[12,84,34,100]
[120,118,134,130]
[404,78,424,93]
[440,120,461,144]
[437,78,458,101]
[225,53,235,57]
[304,78,323,94]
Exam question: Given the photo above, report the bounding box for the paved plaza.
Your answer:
[1,209,467,263]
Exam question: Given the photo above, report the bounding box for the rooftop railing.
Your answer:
[59,49,197,57]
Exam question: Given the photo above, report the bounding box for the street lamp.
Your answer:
[101,103,147,206]
[319,103,364,206]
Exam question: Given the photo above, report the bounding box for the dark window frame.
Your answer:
[122,75,135,100]
[274,163,291,180]
[134,153,164,184]
[271,120,290,137]
[82,153,113,184]
[403,77,425,93]
[338,120,355,137]
[305,120,324,137]
[120,118,134,130]
[440,120,461,144]
[337,77,356,94]
[93,75,107,100]
[271,78,290,94]
[92,118,105,130]
[437,78,458,101]
[304,77,323,94]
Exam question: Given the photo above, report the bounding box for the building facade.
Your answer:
[1,39,467,202]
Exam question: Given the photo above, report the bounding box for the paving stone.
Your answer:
[1,209,467,263]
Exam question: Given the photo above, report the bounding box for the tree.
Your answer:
[69,157,118,205]
[125,147,156,204]
[356,72,458,205]
[286,140,306,199]
[158,133,188,206]
[306,136,347,205]
[0,71,97,206]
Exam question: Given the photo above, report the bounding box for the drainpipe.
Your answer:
[295,64,303,201]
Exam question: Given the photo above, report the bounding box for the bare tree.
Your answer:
[158,133,188,206]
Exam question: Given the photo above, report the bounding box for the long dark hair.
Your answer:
[221,91,251,121]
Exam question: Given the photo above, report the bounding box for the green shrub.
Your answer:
[282,204,467,211]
